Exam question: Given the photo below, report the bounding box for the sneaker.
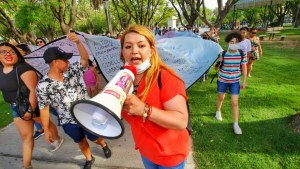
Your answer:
[215,111,223,121]
[233,124,242,135]
[50,137,64,152]
[22,165,33,169]
[83,155,95,169]
[33,130,44,140]
[102,143,111,158]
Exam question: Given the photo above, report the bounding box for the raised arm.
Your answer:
[67,32,89,69]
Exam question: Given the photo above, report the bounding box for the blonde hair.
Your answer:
[120,25,183,101]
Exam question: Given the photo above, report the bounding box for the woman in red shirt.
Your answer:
[121,25,190,168]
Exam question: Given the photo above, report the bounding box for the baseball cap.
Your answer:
[43,47,73,63]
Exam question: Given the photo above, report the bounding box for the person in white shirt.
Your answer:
[239,27,251,56]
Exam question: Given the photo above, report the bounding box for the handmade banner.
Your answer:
[24,32,222,89]
[82,32,222,89]
[24,34,94,76]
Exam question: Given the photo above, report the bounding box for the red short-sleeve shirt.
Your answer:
[122,69,190,167]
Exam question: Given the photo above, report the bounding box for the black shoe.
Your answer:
[83,155,95,169]
[102,144,111,158]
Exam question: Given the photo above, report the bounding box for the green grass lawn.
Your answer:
[0,92,12,128]
[188,29,300,168]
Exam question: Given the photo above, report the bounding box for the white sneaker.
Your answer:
[50,137,64,152]
[215,111,223,121]
[233,124,242,135]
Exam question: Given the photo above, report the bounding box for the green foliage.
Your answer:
[0,92,12,129]
[189,29,300,168]
[78,10,107,34]
[15,3,40,32]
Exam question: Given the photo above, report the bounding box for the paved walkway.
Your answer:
[0,115,195,169]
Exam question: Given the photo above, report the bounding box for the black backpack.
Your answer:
[158,72,193,135]
[210,49,244,83]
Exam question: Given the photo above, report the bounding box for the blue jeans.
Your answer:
[141,155,186,169]
[217,80,240,95]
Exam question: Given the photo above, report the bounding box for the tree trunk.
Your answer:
[50,0,77,35]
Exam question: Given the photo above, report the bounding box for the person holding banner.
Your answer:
[0,42,63,169]
[36,32,111,169]
[121,25,190,169]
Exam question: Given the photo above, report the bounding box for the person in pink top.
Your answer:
[83,60,100,97]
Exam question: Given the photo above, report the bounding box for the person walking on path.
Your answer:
[239,27,252,58]
[121,25,190,168]
[16,43,45,140]
[36,32,111,169]
[83,60,100,97]
[214,32,247,135]
[0,42,62,169]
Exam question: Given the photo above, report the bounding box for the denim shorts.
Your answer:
[10,104,20,118]
[217,80,240,95]
[141,155,186,169]
[10,104,40,118]
[62,123,99,143]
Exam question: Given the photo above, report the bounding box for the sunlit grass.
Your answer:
[189,29,300,168]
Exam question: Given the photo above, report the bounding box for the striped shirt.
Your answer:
[218,50,247,83]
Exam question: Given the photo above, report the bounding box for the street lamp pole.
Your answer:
[103,0,112,34]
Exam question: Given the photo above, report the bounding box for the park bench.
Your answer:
[259,35,266,41]
[280,35,287,41]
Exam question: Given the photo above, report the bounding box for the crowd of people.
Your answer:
[0,24,263,169]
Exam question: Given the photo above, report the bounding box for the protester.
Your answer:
[120,25,190,168]
[83,60,100,97]
[247,28,263,77]
[239,27,251,56]
[200,31,213,81]
[209,27,220,43]
[35,38,46,47]
[36,32,111,169]
[105,31,113,38]
[194,28,201,37]
[202,31,211,40]
[16,44,31,56]
[115,33,121,40]
[16,44,46,140]
[0,42,63,169]
[214,32,247,135]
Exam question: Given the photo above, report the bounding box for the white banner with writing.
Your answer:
[24,32,222,89]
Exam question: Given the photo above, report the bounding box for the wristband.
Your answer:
[142,104,150,122]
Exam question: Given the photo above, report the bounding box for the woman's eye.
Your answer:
[125,46,131,49]
[139,45,145,48]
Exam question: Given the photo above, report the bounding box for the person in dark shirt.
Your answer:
[0,42,62,169]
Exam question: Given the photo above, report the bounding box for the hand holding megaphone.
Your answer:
[70,65,137,139]
[123,94,145,116]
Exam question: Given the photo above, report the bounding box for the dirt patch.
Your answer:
[261,38,300,48]
[291,112,300,133]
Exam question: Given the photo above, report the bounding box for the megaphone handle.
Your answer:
[128,85,134,95]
